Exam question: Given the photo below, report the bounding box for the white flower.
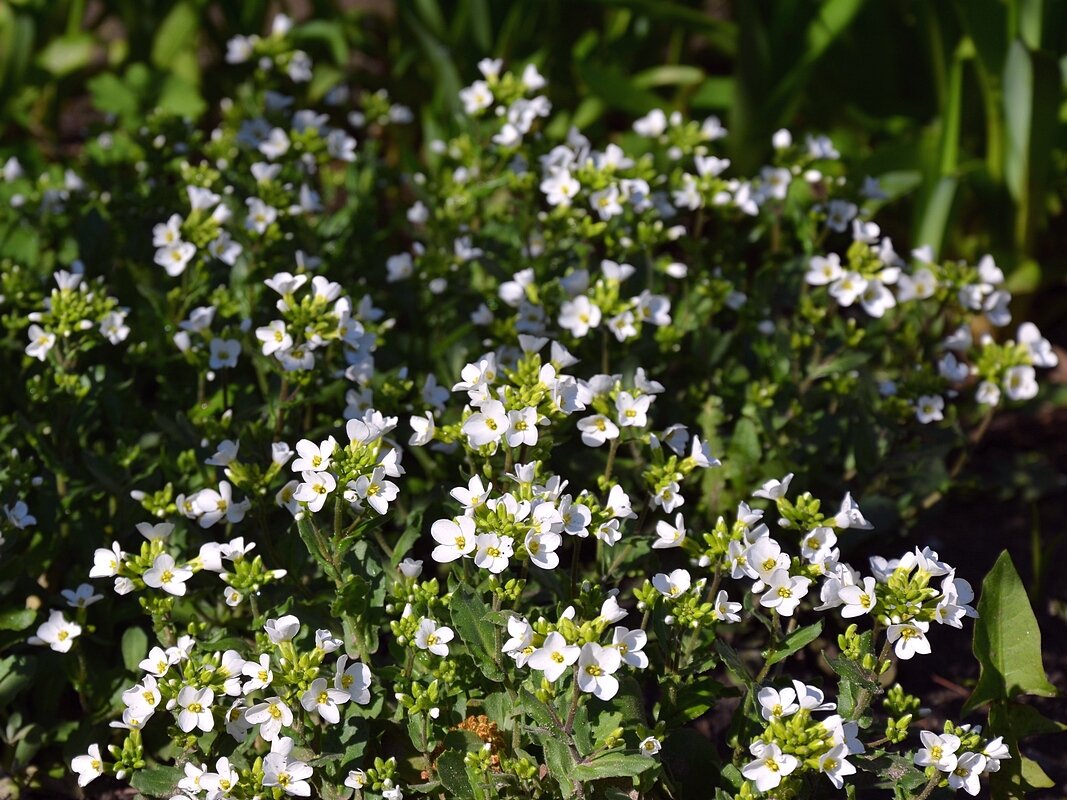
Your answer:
[474,533,514,574]
[25,324,56,361]
[293,437,336,472]
[1018,322,1057,368]
[915,395,944,424]
[914,730,961,772]
[294,470,336,513]
[834,492,873,530]
[829,272,868,307]
[838,577,878,618]
[1003,365,1038,401]
[653,513,686,549]
[616,392,651,428]
[753,473,793,500]
[334,655,372,704]
[462,400,508,447]
[414,618,454,656]
[300,677,349,724]
[156,242,197,276]
[176,686,214,733]
[71,744,105,787]
[245,697,293,741]
[205,439,239,467]
[757,686,799,721]
[140,646,177,677]
[263,751,314,797]
[243,654,275,692]
[651,479,683,512]
[3,500,35,529]
[576,642,621,700]
[948,752,987,796]
[576,414,619,447]
[506,406,539,447]
[528,632,580,681]
[887,620,932,659]
[431,517,476,563]
[559,296,601,337]
[29,610,81,652]
[502,616,535,666]
[265,615,301,643]
[143,553,193,596]
[860,279,896,318]
[652,568,692,598]
[459,80,493,114]
[639,737,662,757]
[711,590,742,623]
[611,626,648,669]
[350,466,399,515]
[541,169,581,207]
[256,320,293,356]
[200,757,239,797]
[982,736,1011,773]
[819,743,857,789]
[806,254,844,286]
[742,741,799,792]
[525,529,562,570]
[208,338,241,369]
[976,380,1001,406]
[61,583,103,608]
[759,569,811,617]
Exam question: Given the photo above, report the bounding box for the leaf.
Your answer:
[0,655,34,710]
[662,728,720,795]
[449,585,505,682]
[963,551,1057,713]
[824,652,879,690]
[435,751,474,799]
[130,765,184,798]
[987,701,1066,799]
[763,620,822,666]
[666,675,733,725]
[714,638,753,687]
[121,627,149,673]
[0,609,34,632]
[151,2,199,70]
[572,751,654,781]
[296,516,335,577]
[36,34,94,77]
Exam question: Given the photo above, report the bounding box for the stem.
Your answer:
[913,774,942,800]
[563,667,581,734]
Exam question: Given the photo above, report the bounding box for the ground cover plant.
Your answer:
[0,6,1064,800]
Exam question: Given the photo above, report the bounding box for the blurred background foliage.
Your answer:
[3,0,1067,296]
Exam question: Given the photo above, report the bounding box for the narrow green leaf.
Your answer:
[129,765,184,797]
[121,627,149,673]
[572,751,654,781]
[435,751,474,799]
[449,585,505,682]
[763,620,823,667]
[0,609,35,632]
[964,551,1057,713]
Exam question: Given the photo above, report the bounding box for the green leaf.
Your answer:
[824,652,879,690]
[666,675,734,725]
[151,2,199,70]
[0,609,34,632]
[987,701,1066,798]
[714,638,753,687]
[130,765,184,798]
[36,33,94,77]
[435,751,474,799]
[121,627,149,673]
[449,585,505,682]
[572,751,654,781]
[0,655,34,710]
[763,620,822,666]
[964,551,1057,713]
